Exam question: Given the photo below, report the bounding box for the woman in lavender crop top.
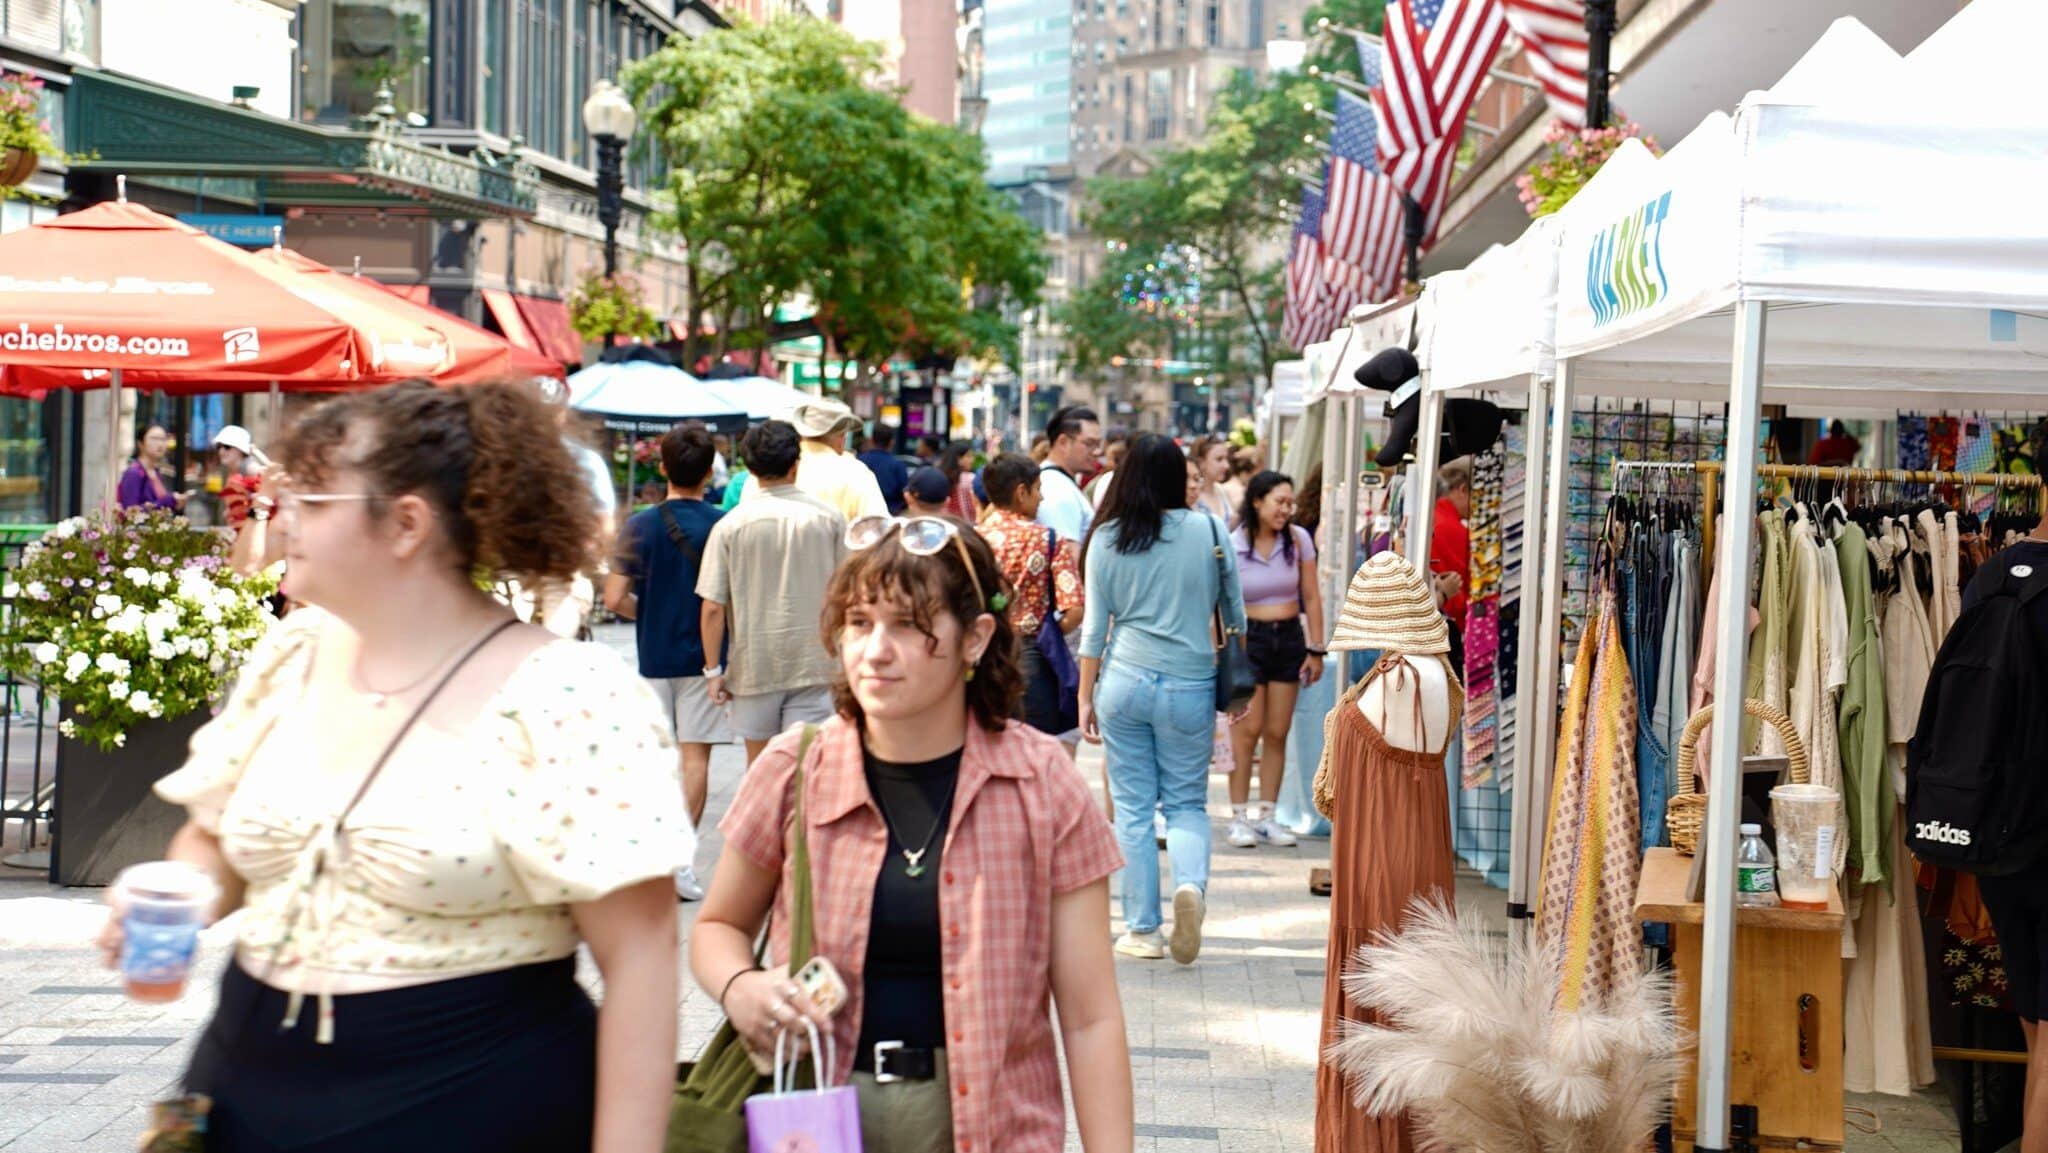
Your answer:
[1224,470,1326,851]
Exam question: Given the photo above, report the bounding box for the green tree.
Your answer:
[625,17,1040,376]
[1061,70,1319,383]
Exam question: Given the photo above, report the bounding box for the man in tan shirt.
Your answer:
[736,397,887,523]
[699,419,848,764]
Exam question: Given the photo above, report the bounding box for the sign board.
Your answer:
[177,214,285,248]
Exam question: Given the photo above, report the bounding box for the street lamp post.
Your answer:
[1018,309,1034,449]
[582,80,639,348]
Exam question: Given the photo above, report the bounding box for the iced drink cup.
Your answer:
[1769,783,1842,911]
[115,861,215,1003]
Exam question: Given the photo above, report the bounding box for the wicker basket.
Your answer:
[1666,699,1809,856]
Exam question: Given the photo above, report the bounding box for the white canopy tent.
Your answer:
[566,360,749,431]
[1529,3,2048,1144]
[1311,300,1417,635]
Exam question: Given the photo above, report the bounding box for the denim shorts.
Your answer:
[1244,618,1307,684]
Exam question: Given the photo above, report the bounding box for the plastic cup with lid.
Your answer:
[113,861,217,1004]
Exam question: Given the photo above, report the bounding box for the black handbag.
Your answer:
[1032,529,1081,732]
[1205,515,1256,713]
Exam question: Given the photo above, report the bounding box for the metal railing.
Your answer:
[0,524,56,865]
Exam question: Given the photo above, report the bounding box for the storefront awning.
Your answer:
[66,70,539,219]
[481,290,538,354]
[514,296,583,370]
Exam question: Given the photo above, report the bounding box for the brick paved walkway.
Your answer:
[0,625,1963,1150]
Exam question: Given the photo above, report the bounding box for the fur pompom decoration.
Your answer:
[1325,899,1685,1153]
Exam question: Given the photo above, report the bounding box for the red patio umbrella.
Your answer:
[354,274,567,383]
[0,198,374,498]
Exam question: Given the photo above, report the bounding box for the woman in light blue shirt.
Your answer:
[1078,434,1247,965]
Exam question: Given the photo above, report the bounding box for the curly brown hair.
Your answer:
[277,379,598,586]
[820,519,1021,733]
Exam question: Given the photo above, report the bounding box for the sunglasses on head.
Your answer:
[844,515,1006,613]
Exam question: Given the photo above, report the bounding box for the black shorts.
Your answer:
[1244,617,1308,684]
[1980,859,2048,1020]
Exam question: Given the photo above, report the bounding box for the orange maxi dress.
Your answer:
[1314,655,1464,1153]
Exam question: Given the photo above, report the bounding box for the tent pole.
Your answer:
[1505,371,1551,941]
[1526,357,1575,938]
[1696,300,1768,1152]
[269,380,282,445]
[1406,381,1443,567]
[107,370,122,512]
[1338,393,1362,609]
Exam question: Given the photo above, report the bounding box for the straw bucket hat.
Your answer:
[1329,552,1451,654]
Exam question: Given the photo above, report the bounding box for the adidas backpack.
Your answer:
[1906,550,2048,874]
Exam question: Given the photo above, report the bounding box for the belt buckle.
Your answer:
[872,1040,905,1084]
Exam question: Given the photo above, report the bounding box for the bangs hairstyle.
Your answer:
[278,379,598,586]
[820,522,1021,733]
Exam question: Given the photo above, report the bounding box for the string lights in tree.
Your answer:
[1112,241,1204,323]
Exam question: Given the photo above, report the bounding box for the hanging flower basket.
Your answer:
[1514,121,1659,219]
[0,146,36,187]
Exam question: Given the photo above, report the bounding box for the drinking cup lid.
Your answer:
[115,861,216,903]
[1768,783,1840,802]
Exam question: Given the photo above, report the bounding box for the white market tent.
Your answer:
[722,374,820,422]
[566,360,749,431]
[1433,2,2048,1143]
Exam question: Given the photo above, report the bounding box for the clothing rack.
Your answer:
[1610,460,2048,563]
[1611,457,2040,1072]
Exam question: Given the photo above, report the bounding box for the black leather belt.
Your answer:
[872,1041,940,1083]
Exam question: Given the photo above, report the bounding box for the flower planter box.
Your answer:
[49,707,208,887]
[0,147,37,188]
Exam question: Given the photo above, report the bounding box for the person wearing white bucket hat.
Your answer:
[739,397,888,523]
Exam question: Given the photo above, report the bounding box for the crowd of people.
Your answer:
[104,384,1363,1153]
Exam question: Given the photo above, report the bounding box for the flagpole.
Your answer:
[1585,0,1618,126]
[1306,66,1503,138]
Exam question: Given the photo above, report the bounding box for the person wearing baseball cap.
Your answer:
[903,465,953,517]
[213,425,266,529]
[736,397,887,523]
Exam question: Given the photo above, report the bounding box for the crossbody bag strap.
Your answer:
[332,618,521,829]
[1206,514,1233,649]
[1045,529,1061,615]
[786,724,819,966]
[658,503,704,569]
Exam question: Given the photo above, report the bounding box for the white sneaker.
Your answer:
[1170,885,1206,965]
[1154,809,1168,848]
[1226,818,1258,848]
[1254,817,1299,848]
[1115,930,1168,960]
[673,866,705,902]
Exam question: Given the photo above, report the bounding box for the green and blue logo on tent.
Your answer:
[1585,191,1673,327]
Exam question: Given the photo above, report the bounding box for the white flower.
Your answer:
[94,653,130,678]
[188,637,209,660]
[64,652,89,681]
[45,518,81,540]
[3,582,16,599]
[207,656,225,674]
[126,689,154,713]
[122,567,150,587]
[112,732,126,748]
[57,719,75,737]
[32,642,59,666]
[104,607,142,636]
[108,679,128,700]
[148,641,175,661]
[200,604,223,625]
[93,592,123,617]
[150,571,170,592]
[24,581,46,601]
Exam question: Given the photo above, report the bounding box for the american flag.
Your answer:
[1504,0,1589,126]
[1286,181,1335,348]
[1321,93,1406,299]
[1353,33,1383,88]
[1375,0,1509,242]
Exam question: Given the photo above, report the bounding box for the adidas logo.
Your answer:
[1915,820,1973,847]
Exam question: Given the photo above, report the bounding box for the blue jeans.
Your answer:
[1097,662,1215,935]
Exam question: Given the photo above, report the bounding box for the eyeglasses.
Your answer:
[274,491,386,534]
[844,515,1003,613]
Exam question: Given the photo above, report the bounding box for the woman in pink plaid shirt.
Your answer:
[691,516,1135,1153]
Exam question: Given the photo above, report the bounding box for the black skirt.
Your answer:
[184,956,597,1152]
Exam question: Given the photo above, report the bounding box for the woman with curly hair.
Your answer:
[110,380,691,1152]
[693,514,1133,1153]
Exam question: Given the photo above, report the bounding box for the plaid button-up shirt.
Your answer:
[721,715,1123,1153]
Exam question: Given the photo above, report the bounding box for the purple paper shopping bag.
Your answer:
[745,1018,863,1153]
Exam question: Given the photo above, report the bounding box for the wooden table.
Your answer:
[1635,847,1845,1152]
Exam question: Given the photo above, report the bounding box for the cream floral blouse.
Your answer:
[156,609,691,1035]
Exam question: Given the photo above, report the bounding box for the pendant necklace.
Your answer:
[875,769,960,879]
[356,621,503,708]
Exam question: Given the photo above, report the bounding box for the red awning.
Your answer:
[397,284,431,305]
[481,289,539,353]
[513,294,584,370]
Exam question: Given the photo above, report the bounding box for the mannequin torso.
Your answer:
[1357,654,1452,754]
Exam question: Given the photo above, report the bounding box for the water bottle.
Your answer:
[1736,823,1780,908]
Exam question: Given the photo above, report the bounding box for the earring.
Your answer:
[964,666,977,683]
